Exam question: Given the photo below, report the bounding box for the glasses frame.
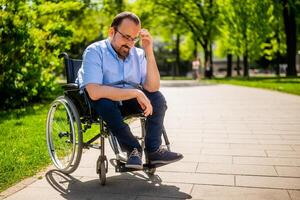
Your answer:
[115,29,139,43]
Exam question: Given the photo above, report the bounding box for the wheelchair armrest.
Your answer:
[63,83,79,91]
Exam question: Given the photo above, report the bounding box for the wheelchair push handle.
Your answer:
[58,52,69,60]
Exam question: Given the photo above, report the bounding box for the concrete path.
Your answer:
[1,80,300,200]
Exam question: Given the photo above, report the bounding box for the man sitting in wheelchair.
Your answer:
[76,11,183,170]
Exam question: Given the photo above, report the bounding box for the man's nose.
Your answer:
[126,41,135,48]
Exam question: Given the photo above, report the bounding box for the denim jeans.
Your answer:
[91,90,167,154]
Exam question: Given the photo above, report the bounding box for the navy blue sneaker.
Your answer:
[147,146,183,165]
[125,148,143,169]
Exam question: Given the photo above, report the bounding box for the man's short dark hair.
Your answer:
[111,11,141,29]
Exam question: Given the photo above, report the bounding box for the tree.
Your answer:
[146,0,222,78]
[0,1,83,109]
[131,0,189,76]
[218,0,278,77]
[282,0,298,76]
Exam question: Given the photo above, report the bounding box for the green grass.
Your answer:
[0,104,51,192]
[204,77,300,96]
[0,99,99,192]
[161,76,193,80]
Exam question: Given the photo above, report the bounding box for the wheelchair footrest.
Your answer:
[115,161,168,173]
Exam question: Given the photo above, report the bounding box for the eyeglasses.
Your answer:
[115,29,139,43]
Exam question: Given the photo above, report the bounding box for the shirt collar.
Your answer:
[105,38,133,61]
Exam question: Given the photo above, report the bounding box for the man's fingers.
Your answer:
[136,90,152,116]
[143,106,152,117]
[145,104,153,116]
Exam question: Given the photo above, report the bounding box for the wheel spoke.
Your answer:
[46,96,82,174]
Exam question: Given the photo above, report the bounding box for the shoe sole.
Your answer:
[149,156,183,165]
[125,164,143,170]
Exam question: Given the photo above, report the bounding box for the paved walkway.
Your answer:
[1,80,300,200]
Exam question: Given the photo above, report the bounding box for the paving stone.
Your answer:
[191,185,291,200]
[289,190,300,200]
[233,156,300,166]
[259,139,300,145]
[156,162,198,173]
[292,145,300,151]
[236,175,300,189]
[230,144,293,151]
[181,154,203,162]
[275,166,300,177]
[266,150,300,158]
[135,196,182,200]
[202,149,266,157]
[155,171,234,186]
[4,187,96,200]
[198,155,233,164]
[203,138,259,144]
[196,163,277,176]
[195,143,231,149]
[281,135,300,140]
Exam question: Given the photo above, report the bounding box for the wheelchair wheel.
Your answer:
[99,161,106,185]
[145,167,156,175]
[97,155,107,185]
[46,96,83,174]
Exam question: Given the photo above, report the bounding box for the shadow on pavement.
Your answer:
[46,169,192,200]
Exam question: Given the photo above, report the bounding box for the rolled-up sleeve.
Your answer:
[79,46,103,89]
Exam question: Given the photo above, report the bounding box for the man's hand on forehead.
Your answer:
[140,29,149,37]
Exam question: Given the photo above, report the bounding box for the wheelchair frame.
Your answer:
[46,53,171,185]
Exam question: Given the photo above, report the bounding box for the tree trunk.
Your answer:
[275,51,280,76]
[193,37,198,59]
[283,0,297,76]
[175,33,180,76]
[237,56,241,76]
[243,53,249,77]
[227,54,232,78]
[209,44,214,77]
[204,48,212,79]
[203,42,209,78]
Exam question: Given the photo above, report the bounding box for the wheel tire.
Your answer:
[146,167,156,175]
[46,96,83,174]
[99,161,106,185]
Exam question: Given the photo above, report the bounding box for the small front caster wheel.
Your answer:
[99,161,106,185]
[146,167,156,175]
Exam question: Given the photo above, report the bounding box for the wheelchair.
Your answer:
[46,53,172,185]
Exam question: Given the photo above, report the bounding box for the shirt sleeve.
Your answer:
[80,46,103,88]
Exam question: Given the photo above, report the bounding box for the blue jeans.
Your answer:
[91,90,167,153]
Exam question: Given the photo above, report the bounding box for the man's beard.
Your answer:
[117,45,130,59]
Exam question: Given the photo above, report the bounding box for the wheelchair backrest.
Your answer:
[59,52,99,123]
[59,52,82,83]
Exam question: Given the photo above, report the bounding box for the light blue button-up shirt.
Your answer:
[76,39,147,89]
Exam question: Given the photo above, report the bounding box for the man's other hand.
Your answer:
[136,89,153,116]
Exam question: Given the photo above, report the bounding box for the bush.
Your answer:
[0,1,83,109]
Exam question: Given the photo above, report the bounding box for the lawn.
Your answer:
[0,100,99,192]
[0,104,51,192]
[161,76,193,80]
[204,77,300,96]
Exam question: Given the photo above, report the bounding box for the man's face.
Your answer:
[109,18,141,59]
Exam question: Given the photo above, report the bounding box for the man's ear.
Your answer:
[108,27,115,39]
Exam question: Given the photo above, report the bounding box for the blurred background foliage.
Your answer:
[0,0,299,110]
